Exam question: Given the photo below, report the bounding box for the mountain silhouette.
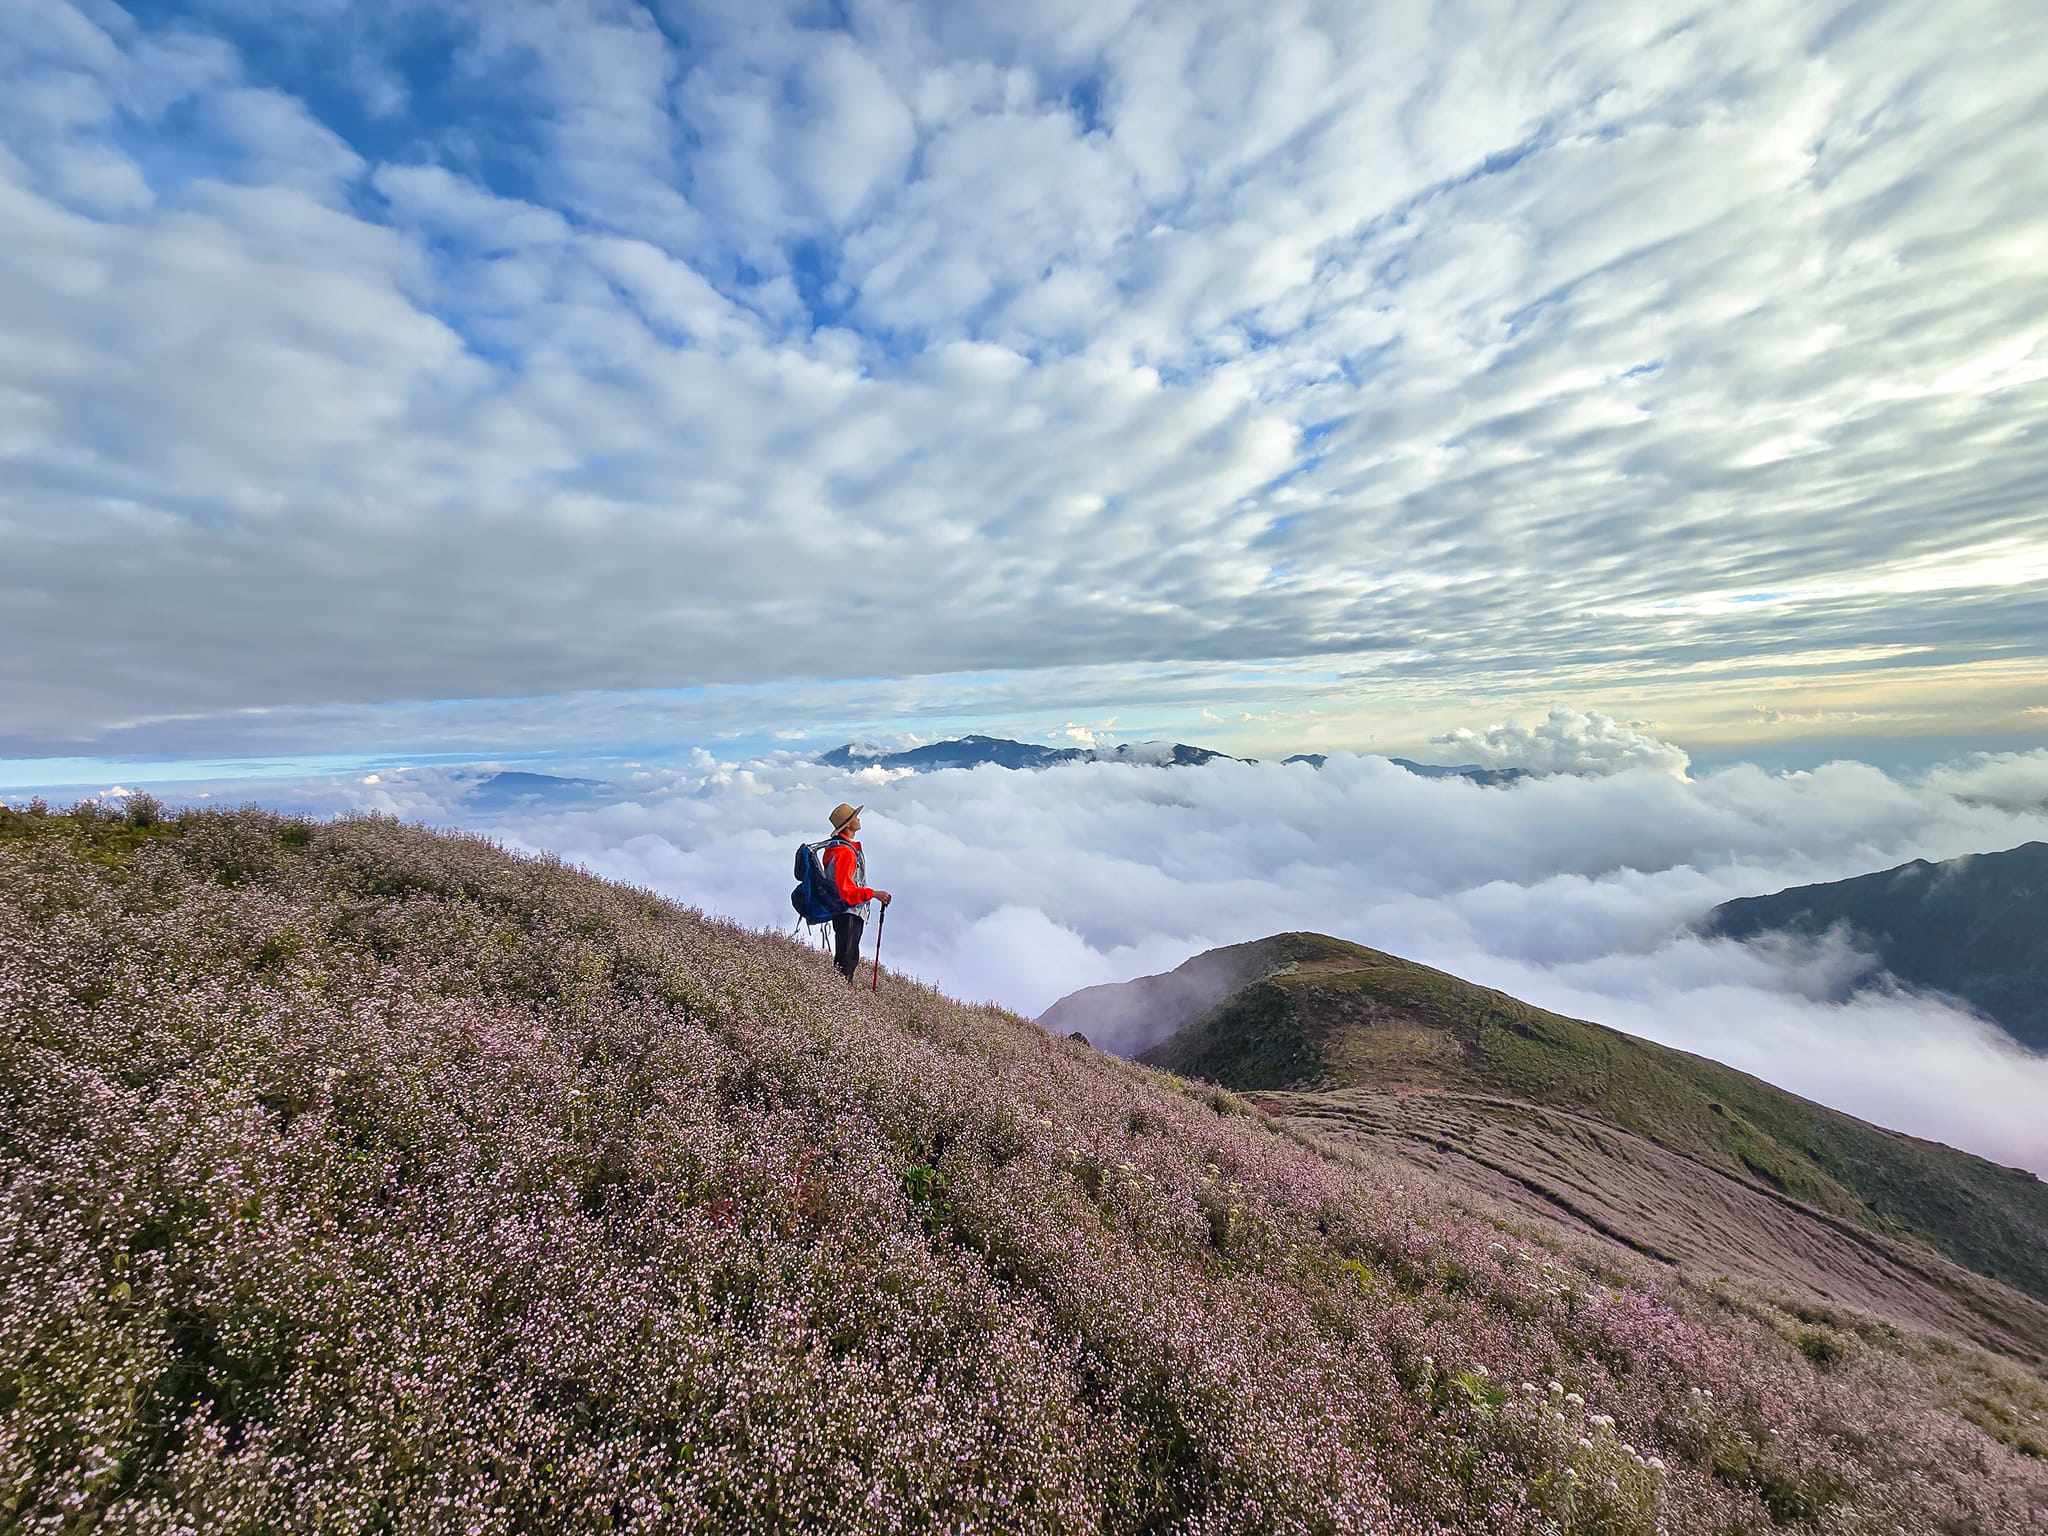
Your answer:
[821,735,1529,783]
[818,734,1094,770]
[1704,842,2048,1050]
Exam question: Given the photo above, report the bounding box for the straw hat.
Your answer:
[828,802,863,832]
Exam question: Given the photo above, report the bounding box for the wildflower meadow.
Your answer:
[2,804,2044,1533]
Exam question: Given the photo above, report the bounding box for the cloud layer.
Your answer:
[5,0,2048,756]
[1434,708,1692,776]
[208,745,2048,1174]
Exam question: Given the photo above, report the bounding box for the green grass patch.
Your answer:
[1133,931,2048,1308]
[0,804,185,867]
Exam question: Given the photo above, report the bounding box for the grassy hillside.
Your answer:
[1126,934,2048,1311]
[5,807,2047,1533]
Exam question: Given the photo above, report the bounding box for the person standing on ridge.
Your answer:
[821,803,891,984]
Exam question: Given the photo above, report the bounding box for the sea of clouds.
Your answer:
[171,734,2048,1175]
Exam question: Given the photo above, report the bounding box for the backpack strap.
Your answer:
[818,837,866,907]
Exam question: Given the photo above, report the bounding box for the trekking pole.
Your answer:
[870,900,886,992]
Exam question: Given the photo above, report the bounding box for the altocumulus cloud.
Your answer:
[4,0,2048,755]
[290,747,2048,1173]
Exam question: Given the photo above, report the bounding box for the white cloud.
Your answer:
[1919,751,2048,812]
[581,236,761,351]
[1,0,2046,775]
[1434,708,1693,776]
[203,746,2048,1174]
[788,34,916,226]
[204,85,364,195]
[371,163,570,251]
[463,0,696,245]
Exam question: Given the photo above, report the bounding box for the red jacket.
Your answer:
[820,838,874,908]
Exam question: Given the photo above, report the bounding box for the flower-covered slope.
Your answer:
[3,805,2045,1534]
[1089,932,2048,1328]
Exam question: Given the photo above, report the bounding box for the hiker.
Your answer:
[820,802,891,984]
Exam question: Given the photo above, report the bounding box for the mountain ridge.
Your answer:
[820,735,1530,783]
[1041,932,2048,1362]
[1703,841,2048,1050]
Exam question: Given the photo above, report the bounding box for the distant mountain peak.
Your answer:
[1102,739,1249,766]
[459,769,611,810]
[818,736,1092,771]
[1386,757,1532,787]
[814,736,1535,782]
[1703,840,2048,1050]
[816,735,1240,772]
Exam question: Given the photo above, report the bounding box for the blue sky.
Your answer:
[5,0,2048,781]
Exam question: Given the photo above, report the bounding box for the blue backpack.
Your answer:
[790,837,853,926]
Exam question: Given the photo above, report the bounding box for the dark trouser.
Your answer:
[831,912,865,982]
